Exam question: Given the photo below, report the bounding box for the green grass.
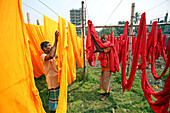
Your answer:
[35,66,165,113]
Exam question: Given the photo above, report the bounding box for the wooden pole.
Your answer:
[82,1,86,80]
[27,12,30,24]
[37,19,40,25]
[127,3,135,75]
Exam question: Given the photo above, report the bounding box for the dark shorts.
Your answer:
[48,87,60,111]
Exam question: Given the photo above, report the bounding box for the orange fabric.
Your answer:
[56,17,84,113]
[67,22,77,85]
[44,15,59,66]
[0,0,45,112]
[77,36,84,67]
[44,15,58,45]
[68,23,84,68]
[25,24,45,78]
[56,16,67,113]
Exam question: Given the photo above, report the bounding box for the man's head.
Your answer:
[40,41,52,54]
[101,34,108,43]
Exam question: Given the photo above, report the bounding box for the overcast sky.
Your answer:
[22,0,170,26]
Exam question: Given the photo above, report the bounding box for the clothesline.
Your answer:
[76,22,170,29]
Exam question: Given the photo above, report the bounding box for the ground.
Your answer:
[35,65,168,113]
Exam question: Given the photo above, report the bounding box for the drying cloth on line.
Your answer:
[25,24,45,78]
[0,0,45,112]
[86,20,120,73]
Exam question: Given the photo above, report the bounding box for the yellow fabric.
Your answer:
[67,22,77,85]
[0,0,45,113]
[44,15,59,65]
[25,23,45,78]
[56,16,67,113]
[68,23,84,68]
[44,15,58,45]
[56,21,85,113]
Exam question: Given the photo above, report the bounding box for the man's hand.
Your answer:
[55,54,58,58]
[55,31,59,42]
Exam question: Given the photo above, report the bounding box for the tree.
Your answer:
[134,12,141,24]
[97,27,117,37]
[115,21,125,36]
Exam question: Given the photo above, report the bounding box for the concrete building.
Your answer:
[70,8,86,36]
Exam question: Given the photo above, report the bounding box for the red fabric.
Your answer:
[150,22,159,80]
[121,12,170,113]
[108,35,110,41]
[122,22,128,40]
[86,20,120,73]
[127,37,129,54]
[158,28,167,63]
[110,32,114,44]
[166,37,170,54]
[86,25,97,66]
[146,31,152,63]
[132,35,136,56]
[121,14,146,92]
[148,23,168,80]
[118,37,123,62]
[98,52,107,67]
[163,34,167,53]
[141,37,170,113]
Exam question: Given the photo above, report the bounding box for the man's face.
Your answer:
[101,37,106,43]
[44,43,52,54]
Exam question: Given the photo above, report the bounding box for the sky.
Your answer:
[22,0,170,27]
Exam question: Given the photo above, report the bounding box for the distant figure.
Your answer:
[91,34,111,101]
[40,31,59,113]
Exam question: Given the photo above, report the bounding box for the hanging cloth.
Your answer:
[0,0,45,112]
[25,24,45,78]
[86,20,120,73]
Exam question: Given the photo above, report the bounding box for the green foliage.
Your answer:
[35,67,158,113]
[97,27,118,37]
[134,12,141,24]
[156,69,169,82]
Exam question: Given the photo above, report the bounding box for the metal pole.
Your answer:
[27,12,30,24]
[127,3,135,75]
[82,1,86,80]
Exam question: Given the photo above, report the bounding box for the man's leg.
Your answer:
[50,110,56,113]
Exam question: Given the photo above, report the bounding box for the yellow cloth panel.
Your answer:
[56,16,67,113]
[0,0,45,113]
[68,22,84,68]
[56,17,84,113]
[67,23,77,85]
[44,15,59,65]
[44,15,58,44]
[78,36,84,67]
[25,23,45,78]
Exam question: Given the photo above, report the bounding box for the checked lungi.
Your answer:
[48,87,60,111]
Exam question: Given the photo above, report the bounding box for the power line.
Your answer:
[146,0,168,12]
[105,0,123,25]
[23,3,43,15]
[38,0,59,16]
[85,0,89,20]
[38,0,70,22]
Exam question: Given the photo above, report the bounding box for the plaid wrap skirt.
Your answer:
[48,87,60,111]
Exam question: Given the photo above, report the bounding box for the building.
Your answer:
[70,8,86,36]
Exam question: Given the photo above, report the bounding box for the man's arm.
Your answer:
[45,31,59,61]
[91,34,104,53]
